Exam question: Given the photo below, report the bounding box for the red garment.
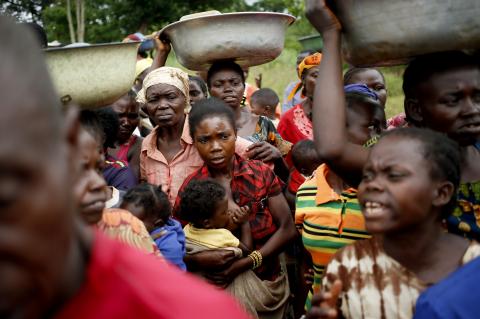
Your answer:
[277,104,313,145]
[277,104,313,193]
[54,232,251,319]
[288,170,306,194]
[116,135,138,162]
[173,154,284,280]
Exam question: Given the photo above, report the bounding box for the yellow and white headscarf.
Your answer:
[136,66,191,112]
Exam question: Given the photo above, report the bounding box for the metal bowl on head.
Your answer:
[330,0,480,66]
[160,11,296,71]
[44,42,140,108]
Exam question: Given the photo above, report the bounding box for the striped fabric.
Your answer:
[295,164,370,310]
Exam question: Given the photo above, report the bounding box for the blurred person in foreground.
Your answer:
[0,16,251,319]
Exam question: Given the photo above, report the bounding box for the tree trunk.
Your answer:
[66,0,76,43]
[75,0,85,42]
[80,0,85,42]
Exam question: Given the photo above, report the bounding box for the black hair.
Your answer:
[291,139,319,169]
[95,107,120,149]
[251,88,279,108]
[122,183,171,224]
[22,22,48,48]
[189,75,208,97]
[188,97,236,138]
[380,127,461,218]
[403,51,480,124]
[343,67,385,85]
[79,110,105,145]
[178,179,226,227]
[207,60,245,88]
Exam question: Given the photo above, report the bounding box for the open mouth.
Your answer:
[363,201,387,218]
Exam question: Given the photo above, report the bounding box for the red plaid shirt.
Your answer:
[174,154,284,280]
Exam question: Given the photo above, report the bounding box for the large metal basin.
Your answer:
[330,0,480,66]
[160,12,295,71]
[44,42,139,108]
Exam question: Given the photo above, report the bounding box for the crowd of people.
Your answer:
[2,0,480,318]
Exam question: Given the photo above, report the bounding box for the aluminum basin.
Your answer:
[330,0,480,66]
[44,42,139,108]
[160,12,295,71]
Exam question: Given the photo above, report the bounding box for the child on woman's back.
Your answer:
[121,183,186,270]
[178,179,288,318]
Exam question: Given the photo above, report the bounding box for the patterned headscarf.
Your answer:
[297,52,322,78]
[136,67,191,112]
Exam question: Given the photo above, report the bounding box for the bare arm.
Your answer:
[258,193,297,258]
[306,0,369,187]
[150,34,171,71]
[238,221,253,254]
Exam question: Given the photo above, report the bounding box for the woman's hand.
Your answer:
[153,33,171,55]
[205,257,251,288]
[305,0,342,34]
[306,280,342,319]
[246,141,282,162]
[150,32,171,70]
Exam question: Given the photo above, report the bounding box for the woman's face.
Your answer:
[348,69,387,107]
[302,66,321,99]
[111,95,140,143]
[208,69,245,109]
[358,137,443,234]
[193,115,236,171]
[414,67,480,146]
[189,80,206,106]
[145,83,186,128]
[73,129,107,225]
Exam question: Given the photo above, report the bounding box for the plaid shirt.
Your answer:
[174,154,284,279]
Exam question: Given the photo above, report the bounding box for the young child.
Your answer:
[292,139,323,179]
[178,179,288,318]
[121,183,186,270]
[307,128,480,319]
[285,139,323,208]
[250,88,281,127]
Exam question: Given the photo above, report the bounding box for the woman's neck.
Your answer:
[382,219,445,274]
[209,157,235,178]
[117,135,131,146]
[156,116,185,142]
[302,98,313,121]
[460,144,480,182]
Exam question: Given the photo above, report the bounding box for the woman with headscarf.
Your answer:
[277,53,322,146]
[138,67,251,207]
[277,53,322,197]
